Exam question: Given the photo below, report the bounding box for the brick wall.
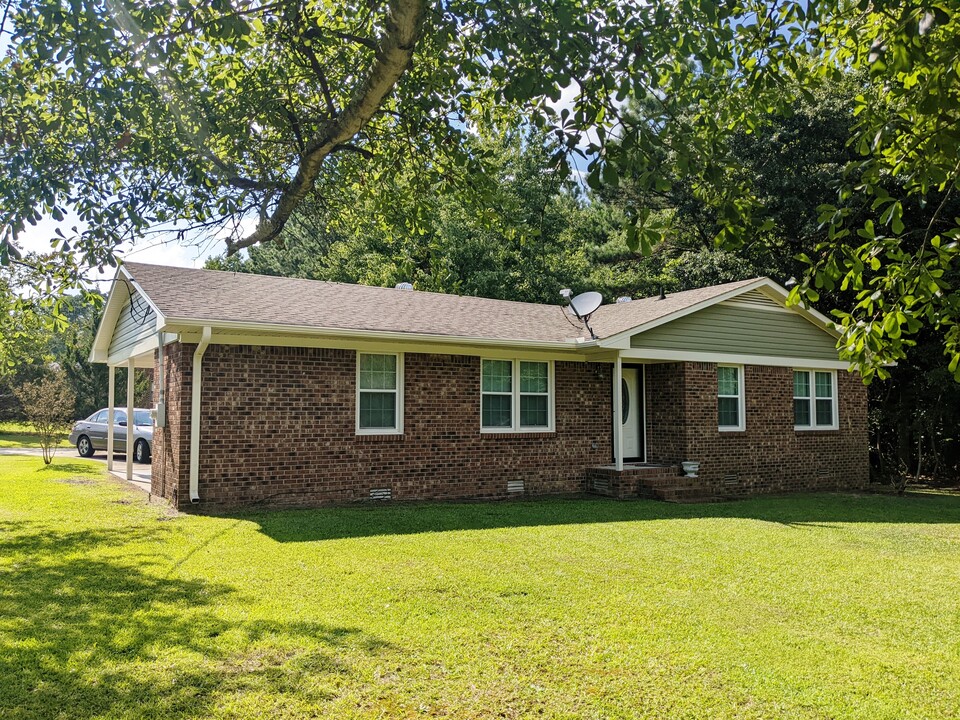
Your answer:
[645,362,869,496]
[153,343,191,506]
[152,347,868,509]
[153,343,613,509]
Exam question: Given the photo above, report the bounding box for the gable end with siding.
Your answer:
[629,301,840,362]
[108,291,158,360]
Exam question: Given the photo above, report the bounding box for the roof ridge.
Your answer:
[122,261,576,311]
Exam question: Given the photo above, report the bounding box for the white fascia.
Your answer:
[161,317,601,355]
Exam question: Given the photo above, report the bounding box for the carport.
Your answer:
[88,270,164,484]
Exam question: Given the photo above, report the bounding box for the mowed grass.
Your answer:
[2,456,960,719]
[0,420,72,448]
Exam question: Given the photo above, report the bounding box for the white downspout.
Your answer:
[189,326,212,504]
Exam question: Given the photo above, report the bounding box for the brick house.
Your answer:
[90,263,868,509]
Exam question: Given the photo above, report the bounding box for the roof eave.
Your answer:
[160,316,599,352]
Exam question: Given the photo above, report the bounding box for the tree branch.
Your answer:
[304,26,380,52]
[328,30,379,52]
[227,0,424,254]
[299,41,337,117]
[331,143,374,159]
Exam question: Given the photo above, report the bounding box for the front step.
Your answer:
[587,464,722,503]
[655,486,725,503]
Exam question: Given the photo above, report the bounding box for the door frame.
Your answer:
[612,362,647,465]
[621,365,646,463]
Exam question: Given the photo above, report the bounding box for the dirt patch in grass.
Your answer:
[58,477,95,485]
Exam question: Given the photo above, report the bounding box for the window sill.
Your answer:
[718,427,746,433]
[794,426,839,433]
[480,428,555,437]
[354,433,403,443]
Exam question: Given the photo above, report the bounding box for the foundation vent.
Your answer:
[507,479,525,494]
[369,487,392,500]
[592,477,610,493]
[817,468,831,479]
[722,474,740,484]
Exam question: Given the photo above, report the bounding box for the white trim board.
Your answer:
[175,331,590,363]
[620,347,850,370]
[163,317,597,352]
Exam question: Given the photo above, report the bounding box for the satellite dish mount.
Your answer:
[567,291,602,340]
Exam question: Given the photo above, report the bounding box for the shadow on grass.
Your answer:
[0,520,393,720]
[228,491,960,543]
[35,461,103,475]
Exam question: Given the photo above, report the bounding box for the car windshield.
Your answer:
[134,410,153,426]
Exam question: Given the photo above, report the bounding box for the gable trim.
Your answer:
[90,265,167,363]
[598,278,840,350]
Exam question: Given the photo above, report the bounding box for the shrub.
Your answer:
[14,369,76,465]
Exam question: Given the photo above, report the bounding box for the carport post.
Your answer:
[107,366,115,471]
[126,358,134,482]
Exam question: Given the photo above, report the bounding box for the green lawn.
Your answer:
[2,456,959,719]
[0,420,73,448]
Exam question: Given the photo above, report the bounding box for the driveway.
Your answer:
[0,447,151,492]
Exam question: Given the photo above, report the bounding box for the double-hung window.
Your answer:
[794,369,837,430]
[481,359,553,432]
[357,353,403,434]
[717,365,745,431]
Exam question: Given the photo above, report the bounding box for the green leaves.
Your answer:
[1,0,959,382]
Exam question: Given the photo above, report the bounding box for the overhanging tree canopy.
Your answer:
[1,0,958,378]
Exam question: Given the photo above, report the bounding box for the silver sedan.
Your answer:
[69,408,154,464]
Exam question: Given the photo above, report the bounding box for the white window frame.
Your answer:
[717,364,746,432]
[355,352,404,435]
[793,368,839,431]
[480,358,555,433]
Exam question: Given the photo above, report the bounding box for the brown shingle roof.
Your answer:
[122,262,763,345]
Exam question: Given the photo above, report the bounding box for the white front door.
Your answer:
[621,368,641,460]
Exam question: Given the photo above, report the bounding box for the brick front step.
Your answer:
[655,486,726,503]
[587,465,721,503]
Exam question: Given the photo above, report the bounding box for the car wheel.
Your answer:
[134,439,151,464]
[77,435,95,458]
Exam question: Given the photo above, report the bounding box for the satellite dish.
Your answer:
[569,291,602,320]
[567,290,602,341]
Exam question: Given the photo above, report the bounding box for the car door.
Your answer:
[85,410,108,449]
[112,410,128,453]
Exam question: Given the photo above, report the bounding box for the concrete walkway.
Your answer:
[0,447,152,493]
